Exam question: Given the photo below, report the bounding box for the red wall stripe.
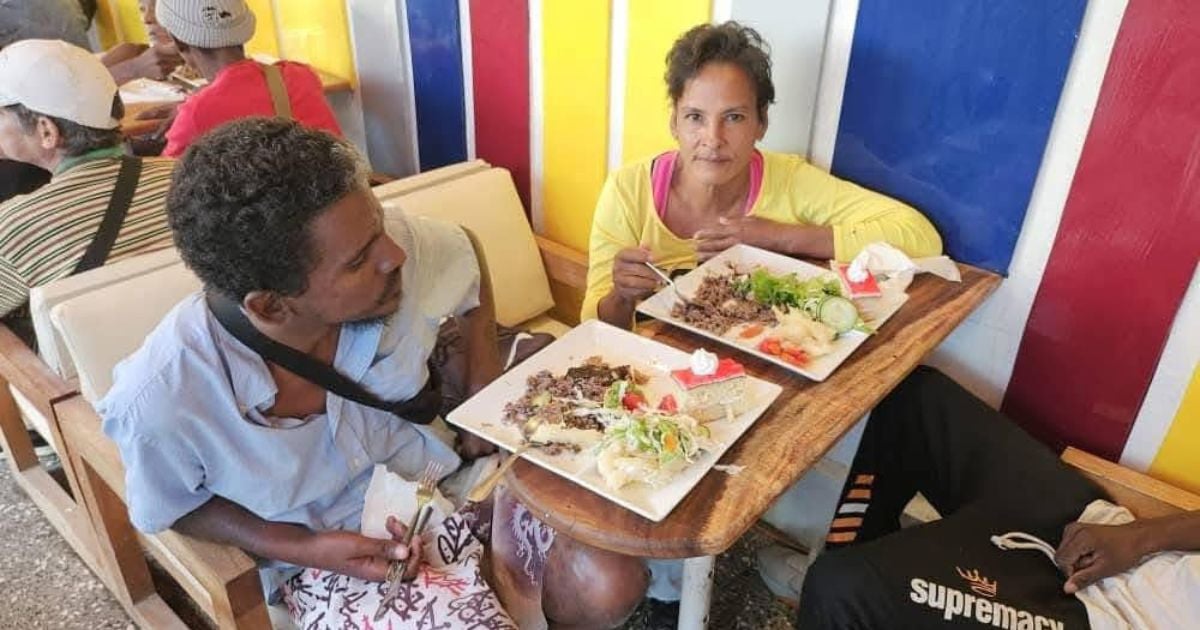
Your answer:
[469,0,531,212]
[1002,0,1200,460]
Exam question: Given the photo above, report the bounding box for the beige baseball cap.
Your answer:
[0,39,120,130]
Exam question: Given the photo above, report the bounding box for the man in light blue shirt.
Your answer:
[100,118,649,628]
[98,117,496,596]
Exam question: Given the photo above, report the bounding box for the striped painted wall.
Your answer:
[99,1,1199,492]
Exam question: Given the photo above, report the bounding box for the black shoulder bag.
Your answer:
[205,291,442,425]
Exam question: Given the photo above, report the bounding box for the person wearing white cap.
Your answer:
[154,0,341,157]
[0,39,175,343]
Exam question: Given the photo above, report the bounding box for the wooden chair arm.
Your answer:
[1062,447,1200,519]
[534,235,588,292]
[56,395,266,628]
[0,324,77,419]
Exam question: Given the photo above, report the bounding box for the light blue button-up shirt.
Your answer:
[99,212,480,596]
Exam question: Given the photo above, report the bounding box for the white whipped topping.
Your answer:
[847,257,869,282]
[690,349,719,376]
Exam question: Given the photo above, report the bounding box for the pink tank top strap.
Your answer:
[744,150,764,215]
[652,149,764,218]
[651,151,678,219]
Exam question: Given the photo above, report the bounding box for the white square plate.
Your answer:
[636,244,909,382]
[445,319,783,522]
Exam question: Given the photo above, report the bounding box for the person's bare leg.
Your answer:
[542,534,649,629]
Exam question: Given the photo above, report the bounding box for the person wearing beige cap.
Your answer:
[0,39,174,344]
[155,0,341,157]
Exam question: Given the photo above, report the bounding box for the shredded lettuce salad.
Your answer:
[733,268,873,335]
[600,412,712,467]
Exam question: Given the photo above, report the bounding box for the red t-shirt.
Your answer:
[163,60,343,157]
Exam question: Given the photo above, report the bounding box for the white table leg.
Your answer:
[678,555,715,629]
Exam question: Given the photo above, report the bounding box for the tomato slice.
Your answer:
[622,392,646,410]
[739,323,765,339]
[781,348,810,366]
[758,338,782,355]
[657,394,678,413]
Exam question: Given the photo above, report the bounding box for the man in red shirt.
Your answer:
[155,0,341,157]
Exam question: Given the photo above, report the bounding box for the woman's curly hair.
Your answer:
[665,21,775,122]
[167,117,368,301]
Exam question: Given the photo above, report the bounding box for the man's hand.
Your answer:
[610,247,661,302]
[135,102,179,121]
[1055,521,1149,594]
[116,45,183,82]
[457,431,497,459]
[305,517,423,582]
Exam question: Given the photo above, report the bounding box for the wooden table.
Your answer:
[505,264,1000,626]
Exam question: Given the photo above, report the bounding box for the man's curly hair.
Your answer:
[665,21,775,123]
[167,117,368,301]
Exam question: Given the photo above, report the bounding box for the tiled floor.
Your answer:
[0,455,130,629]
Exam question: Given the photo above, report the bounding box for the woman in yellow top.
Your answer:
[584,22,943,327]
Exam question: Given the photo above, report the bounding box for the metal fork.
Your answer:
[374,461,444,621]
[466,416,542,504]
[644,261,695,306]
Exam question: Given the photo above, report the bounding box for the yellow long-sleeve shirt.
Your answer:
[581,150,943,321]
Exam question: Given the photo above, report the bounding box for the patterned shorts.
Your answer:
[283,512,520,629]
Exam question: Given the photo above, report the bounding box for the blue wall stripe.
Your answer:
[407,0,468,171]
[831,0,1086,274]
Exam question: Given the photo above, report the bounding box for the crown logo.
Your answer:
[956,567,997,598]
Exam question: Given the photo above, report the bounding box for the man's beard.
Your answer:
[347,270,403,326]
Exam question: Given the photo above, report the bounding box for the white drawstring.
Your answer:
[504,333,533,371]
[991,531,1057,562]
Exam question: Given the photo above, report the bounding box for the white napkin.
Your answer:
[359,465,455,539]
[846,242,961,294]
[118,78,187,104]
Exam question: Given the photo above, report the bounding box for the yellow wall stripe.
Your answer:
[622,0,711,163]
[244,0,281,58]
[272,0,354,83]
[1150,363,1200,493]
[542,0,612,252]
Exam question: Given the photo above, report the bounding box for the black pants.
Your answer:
[797,367,1101,629]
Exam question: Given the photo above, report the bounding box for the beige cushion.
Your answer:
[521,314,571,339]
[51,262,201,402]
[385,168,554,327]
[30,247,181,381]
[372,159,491,203]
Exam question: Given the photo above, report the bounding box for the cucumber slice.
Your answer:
[819,296,859,333]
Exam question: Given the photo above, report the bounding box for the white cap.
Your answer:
[0,39,119,130]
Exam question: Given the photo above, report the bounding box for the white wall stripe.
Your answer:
[458,0,477,160]
[606,0,629,173]
[732,0,832,157]
[529,0,545,232]
[926,0,1131,408]
[397,0,422,171]
[808,0,858,170]
[345,0,420,176]
[711,0,733,23]
[1121,263,1200,471]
